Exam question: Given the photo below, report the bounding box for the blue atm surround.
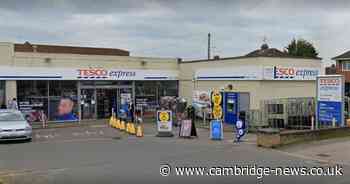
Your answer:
[223,92,239,124]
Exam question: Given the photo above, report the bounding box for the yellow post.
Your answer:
[130,123,136,135]
[120,121,126,131]
[109,116,114,127]
[126,122,130,133]
[115,118,120,129]
[136,124,144,137]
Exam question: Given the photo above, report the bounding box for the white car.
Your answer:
[0,110,32,141]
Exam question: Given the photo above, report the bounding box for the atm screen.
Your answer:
[227,99,236,112]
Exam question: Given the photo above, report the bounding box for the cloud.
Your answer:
[0,0,350,65]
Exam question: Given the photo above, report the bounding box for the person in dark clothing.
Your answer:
[129,102,135,123]
[186,105,197,137]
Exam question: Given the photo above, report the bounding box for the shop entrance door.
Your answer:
[81,89,96,120]
[96,89,118,119]
[96,87,133,119]
[117,88,133,118]
[80,86,133,120]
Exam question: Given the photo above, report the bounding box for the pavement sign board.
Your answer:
[179,119,192,137]
[210,119,223,140]
[156,110,174,137]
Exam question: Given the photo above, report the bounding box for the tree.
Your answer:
[284,38,319,58]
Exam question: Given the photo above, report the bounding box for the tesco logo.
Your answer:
[77,69,108,79]
[320,78,340,85]
[276,68,295,77]
[274,66,318,79]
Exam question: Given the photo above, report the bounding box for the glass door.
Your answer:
[96,89,118,119]
[81,89,96,120]
[117,88,133,119]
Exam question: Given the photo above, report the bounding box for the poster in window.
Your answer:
[49,96,78,122]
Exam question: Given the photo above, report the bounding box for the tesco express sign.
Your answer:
[273,66,319,80]
[77,68,136,79]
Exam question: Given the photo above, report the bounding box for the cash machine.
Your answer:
[223,92,239,125]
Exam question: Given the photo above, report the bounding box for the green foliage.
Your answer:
[284,38,319,58]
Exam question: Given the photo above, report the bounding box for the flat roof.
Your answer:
[14,42,130,56]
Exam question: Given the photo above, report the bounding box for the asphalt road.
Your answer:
[0,124,349,184]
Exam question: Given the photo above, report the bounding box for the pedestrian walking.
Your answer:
[39,110,48,128]
[8,98,18,110]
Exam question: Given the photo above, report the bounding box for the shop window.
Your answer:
[135,81,178,116]
[49,81,78,122]
[80,81,95,87]
[158,81,178,97]
[95,81,119,86]
[17,81,49,123]
[135,81,158,116]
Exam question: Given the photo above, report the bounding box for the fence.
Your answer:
[260,97,315,129]
[194,96,350,130]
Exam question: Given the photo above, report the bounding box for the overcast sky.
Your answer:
[1,0,350,65]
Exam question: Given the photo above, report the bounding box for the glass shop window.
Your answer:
[17,81,48,123]
[49,81,78,122]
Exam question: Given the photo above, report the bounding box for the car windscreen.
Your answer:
[0,112,25,121]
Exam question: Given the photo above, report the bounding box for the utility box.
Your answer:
[223,92,239,124]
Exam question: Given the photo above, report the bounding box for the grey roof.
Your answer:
[245,47,290,58]
[332,51,350,60]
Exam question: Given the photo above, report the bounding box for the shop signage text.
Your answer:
[273,66,319,80]
[316,75,344,126]
[77,68,136,79]
[195,66,321,81]
[0,66,177,81]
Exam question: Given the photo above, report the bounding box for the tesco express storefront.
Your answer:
[0,66,178,123]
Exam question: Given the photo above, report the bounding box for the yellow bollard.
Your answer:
[109,116,114,127]
[120,121,126,131]
[126,122,129,133]
[116,119,120,129]
[136,124,144,137]
[127,122,132,134]
[129,123,136,135]
[111,118,115,128]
